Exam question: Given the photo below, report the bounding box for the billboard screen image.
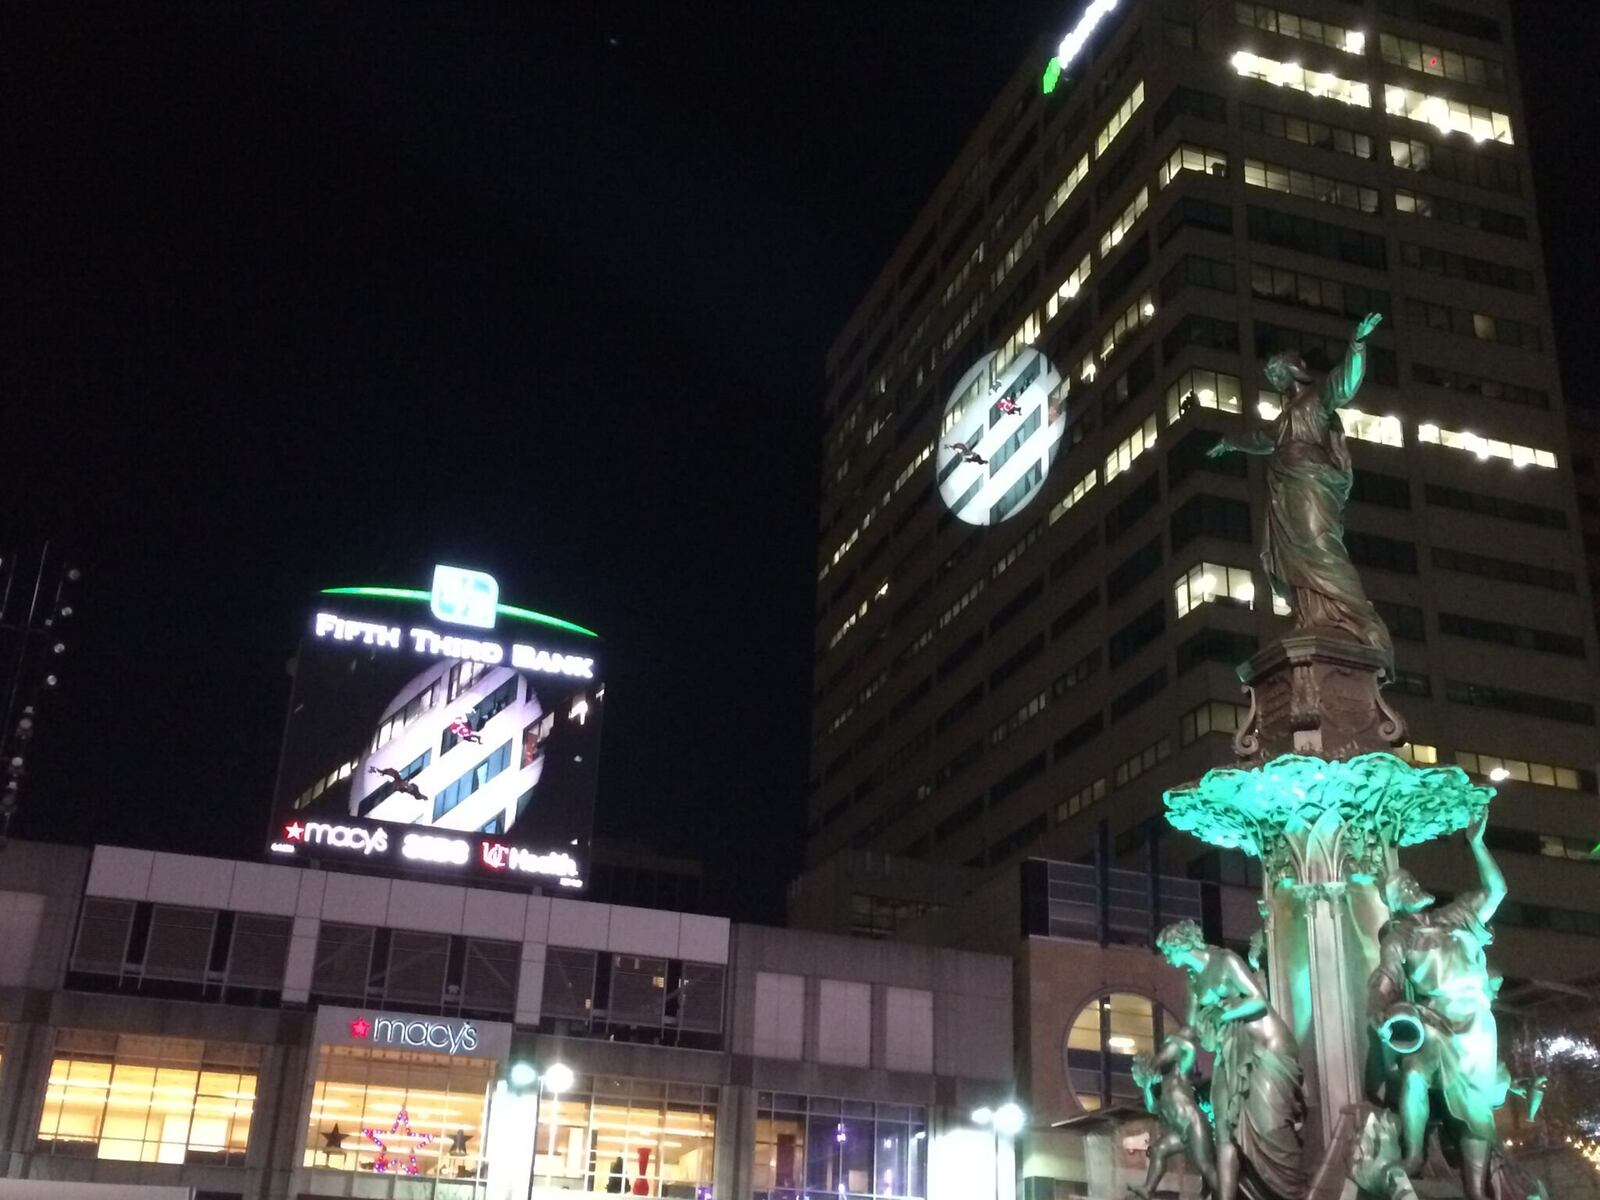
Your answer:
[268,566,602,888]
[936,347,1066,525]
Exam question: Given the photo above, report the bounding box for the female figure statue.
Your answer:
[1207,313,1392,677]
[1130,1027,1217,1199]
[1157,920,1307,1200]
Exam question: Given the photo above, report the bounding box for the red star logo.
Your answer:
[286,822,305,840]
[349,1017,371,1039]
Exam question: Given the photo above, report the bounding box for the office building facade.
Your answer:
[806,0,1600,969]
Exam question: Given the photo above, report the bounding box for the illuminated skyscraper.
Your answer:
[802,0,1600,974]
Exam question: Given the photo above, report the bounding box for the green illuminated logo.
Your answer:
[1042,56,1062,95]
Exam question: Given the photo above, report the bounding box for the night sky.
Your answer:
[3,1,1597,923]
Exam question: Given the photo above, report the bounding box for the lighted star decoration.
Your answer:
[348,1016,371,1039]
[322,1125,347,1151]
[448,1129,472,1156]
[285,822,305,840]
[365,1107,434,1175]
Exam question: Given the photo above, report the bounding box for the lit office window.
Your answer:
[997,310,1042,375]
[1158,143,1228,189]
[1067,993,1172,1112]
[1101,293,1155,359]
[1341,409,1404,447]
[1049,468,1098,525]
[1384,84,1513,144]
[1378,33,1505,90]
[894,443,933,494]
[992,216,1039,291]
[1240,102,1373,158]
[1243,158,1379,213]
[942,243,983,306]
[1180,700,1251,746]
[1231,50,1372,108]
[1405,299,1541,351]
[1105,415,1158,483]
[1538,836,1598,863]
[1395,742,1438,765]
[992,691,1048,746]
[1046,154,1091,222]
[1456,751,1582,790]
[1056,777,1108,822]
[38,1032,257,1164]
[1113,736,1173,787]
[1416,424,1555,468]
[1045,254,1093,322]
[1166,368,1242,424]
[1235,2,1366,54]
[1096,81,1146,158]
[1099,187,1150,257]
[1174,562,1256,618]
[754,1094,927,1200]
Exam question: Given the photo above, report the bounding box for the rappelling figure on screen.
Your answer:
[367,765,425,802]
[945,441,987,465]
[448,716,483,744]
[1368,812,1517,1200]
[1130,1027,1217,1200]
[1206,312,1393,678]
[996,395,1023,416]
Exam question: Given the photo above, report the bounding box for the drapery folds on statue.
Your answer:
[1208,313,1393,678]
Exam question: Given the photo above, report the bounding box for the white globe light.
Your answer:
[971,1106,994,1126]
[993,1102,1026,1138]
[508,1062,538,1088]
[544,1062,576,1093]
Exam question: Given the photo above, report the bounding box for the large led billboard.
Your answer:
[268,565,602,889]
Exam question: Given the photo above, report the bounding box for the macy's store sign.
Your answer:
[314,1005,513,1061]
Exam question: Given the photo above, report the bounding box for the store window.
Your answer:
[754,1092,928,1200]
[1064,993,1175,1111]
[532,1075,716,1196]
[37,1031,257,1164]
[304,1044,494,1179]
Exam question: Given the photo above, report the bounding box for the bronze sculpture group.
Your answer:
[1125,315,1543,1200]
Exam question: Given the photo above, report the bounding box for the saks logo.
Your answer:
[401,832,469,865]
[284,821,388,855]
[481,842,580,880]
[350,1013,479,1055]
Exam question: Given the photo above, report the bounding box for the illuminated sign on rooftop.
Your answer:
[1043,0,1126,94]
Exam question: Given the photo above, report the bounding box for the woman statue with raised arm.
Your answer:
[1207,313,1392,677]
[1158,920,1307,1200]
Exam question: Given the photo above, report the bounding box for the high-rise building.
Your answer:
[803,0,1600,969]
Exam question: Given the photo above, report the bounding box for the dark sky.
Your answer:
[2,1,1596,922]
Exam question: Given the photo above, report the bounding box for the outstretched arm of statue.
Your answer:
[1466,812,1507,925]
[1325,312,1382,411]
[1207,433,1275,458]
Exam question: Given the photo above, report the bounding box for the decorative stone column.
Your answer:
[1163,638,1491,1195]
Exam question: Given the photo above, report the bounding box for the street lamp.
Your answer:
[973,1101,1027,1200]
[541,1061,574,1187]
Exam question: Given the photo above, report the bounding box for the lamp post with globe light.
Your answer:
[497,1059,573,1197]
[973,1102,1026,1200]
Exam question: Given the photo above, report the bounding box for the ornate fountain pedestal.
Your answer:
[1164,638,1492,1199]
